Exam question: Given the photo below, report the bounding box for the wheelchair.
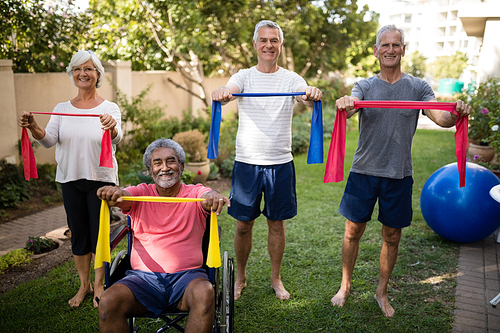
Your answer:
[105,215,235,333]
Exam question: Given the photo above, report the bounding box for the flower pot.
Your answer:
[185,159,210,184]
[468,143,495,162]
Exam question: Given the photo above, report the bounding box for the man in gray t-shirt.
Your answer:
[330,24,471,317]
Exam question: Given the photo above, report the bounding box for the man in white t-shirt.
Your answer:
[211,20,322,301]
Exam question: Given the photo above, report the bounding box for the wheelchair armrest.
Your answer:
[110,225,130,251]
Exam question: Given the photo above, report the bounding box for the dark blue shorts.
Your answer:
[228,161,297,221]
[338,172,413,228]
[117,268,208,317]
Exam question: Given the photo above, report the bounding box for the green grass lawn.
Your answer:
[0,129,460,332]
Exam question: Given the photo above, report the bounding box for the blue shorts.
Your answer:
[228,161,297,221]
[338,172,413,228]
[117,268,208,317]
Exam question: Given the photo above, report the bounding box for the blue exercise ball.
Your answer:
[420,162,500,243]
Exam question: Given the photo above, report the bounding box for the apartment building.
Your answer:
[379,0,499,84]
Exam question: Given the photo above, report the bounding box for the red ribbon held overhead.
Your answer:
[20,112,113,181]
[324,101,468,187]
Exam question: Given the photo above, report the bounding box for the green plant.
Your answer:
[457,77,500,145]
[25,236,57,255]
[0,249,31,273]
[220,156,235,178]
[0,160,30,209]
[207,162,220,181]
[181,169,195,184]
[172,129,208,163]
[467,154,500,171]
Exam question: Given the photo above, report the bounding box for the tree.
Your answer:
[86,0,379,107]
[402,51,427,78]
[430,51,468,80]
[0,0,90,73]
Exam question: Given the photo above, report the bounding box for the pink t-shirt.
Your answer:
[124,183,211,273]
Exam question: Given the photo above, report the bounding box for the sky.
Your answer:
[357,0,395,22]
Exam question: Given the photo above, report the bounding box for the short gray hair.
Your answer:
[143,138,186,171]
[66,50,105,88]
[253,20,284,44]
[376,25,405,48]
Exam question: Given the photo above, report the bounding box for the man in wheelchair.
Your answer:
[96,138,230,333]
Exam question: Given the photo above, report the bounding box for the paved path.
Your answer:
[0,205,67,255]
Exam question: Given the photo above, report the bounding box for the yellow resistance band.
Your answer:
[95,197,220,269]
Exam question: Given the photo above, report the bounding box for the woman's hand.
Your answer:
[18,111,34,128]
[99,113,117,130]
[17,111,45,140]
[100,113,118,138]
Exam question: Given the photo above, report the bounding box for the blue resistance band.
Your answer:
[208,92,323,164]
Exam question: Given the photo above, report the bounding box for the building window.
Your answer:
[405,14,412,23]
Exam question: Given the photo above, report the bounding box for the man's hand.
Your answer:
[455,100,471,118]
[211,84,239,104]
[302,86,323,102]
[336,95,361,118]
[201,191,231,216]
[97,186,130,208]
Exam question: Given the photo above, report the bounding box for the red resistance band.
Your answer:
[324,101,468,187]
[21,112,113,181]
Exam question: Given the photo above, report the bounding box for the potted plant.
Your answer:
[173,129,210,184]
[458,77,500,162]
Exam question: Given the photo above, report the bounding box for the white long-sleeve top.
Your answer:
[36,100,123,184]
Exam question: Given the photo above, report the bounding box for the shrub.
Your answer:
[0,160,30,208]
[173,129,208,163]
[0,249,31,273]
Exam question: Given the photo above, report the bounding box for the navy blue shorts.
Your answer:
[117,268,208,317]
[338,172,413,228]
[228,161,297,221]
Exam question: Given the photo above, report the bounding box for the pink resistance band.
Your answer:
[324,101,468,187]
[20,112,113,181]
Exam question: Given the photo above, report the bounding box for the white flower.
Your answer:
[492,125,499,131]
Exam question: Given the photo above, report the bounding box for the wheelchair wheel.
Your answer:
[221,251,235,333]
[110,250,128,276]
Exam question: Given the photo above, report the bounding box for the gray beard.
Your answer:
[152,172,180,189]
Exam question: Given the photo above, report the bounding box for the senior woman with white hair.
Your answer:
[17,50,122,308]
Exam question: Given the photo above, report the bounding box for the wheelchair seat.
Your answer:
[105,215,234,333]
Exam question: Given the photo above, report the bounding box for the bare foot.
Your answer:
[68,286,93,307]
[374,294,395,317]
[331,288,349,308]
[234,280,247,301]
[271,280,290,300]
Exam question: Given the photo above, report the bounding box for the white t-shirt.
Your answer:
[228,67,307,165]
[37,100,123,184]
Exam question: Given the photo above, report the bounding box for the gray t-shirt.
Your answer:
[350,73,435,179]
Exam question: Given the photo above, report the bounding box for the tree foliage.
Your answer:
[2,0,379,104]
[402,51,427,78]
[430,51,468,80]
[85,0,378,105]
[0,0,89,73]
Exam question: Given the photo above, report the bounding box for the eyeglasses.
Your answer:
[72,67,97,74]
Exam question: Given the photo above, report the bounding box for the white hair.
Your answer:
[253,20,284,44]
[376,24,405,48]
[66,50,105,88]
